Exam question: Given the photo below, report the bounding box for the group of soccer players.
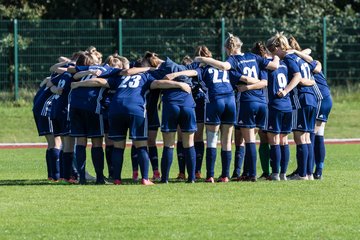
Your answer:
[32,32,332,185]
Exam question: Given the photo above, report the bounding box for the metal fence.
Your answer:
[0,18,359,99]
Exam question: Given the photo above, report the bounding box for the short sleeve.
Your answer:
[75,66,89,72]
[308,61,317,72]
[106,76,120,90]
[195,67,204,83]
[260,70,268,81]
[253,54,270,70]
[226,56,237,70]
[284,56,300,77]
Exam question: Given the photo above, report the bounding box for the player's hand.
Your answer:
[237,85,248,92]
[277,89,288,97]
[164,73,176,80]
[57,87,64,95]
[286,50,295,54]
[90,69,102,76]
[179,82,191,93]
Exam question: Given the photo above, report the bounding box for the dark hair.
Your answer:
[251,41,269,58]
[143,51,162,67]
[182,55,193,65]
[75,52,95,66]
[194,45,212,57]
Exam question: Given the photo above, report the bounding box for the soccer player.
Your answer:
[195,33,279,181]
[288,37,332,179]
[266,32,317,180]
[71,69,192,185]
[252,42,292,180]
[166,45,236,183]
[143,52,198,183]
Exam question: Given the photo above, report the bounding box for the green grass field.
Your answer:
[1,144,360,239]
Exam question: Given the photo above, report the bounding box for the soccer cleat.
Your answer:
[248,176,257,182]
[307,174,314,181]
[195,172,202,179]
[217,177,229,183]
[85,171,96,181]
[186,180,195,184]
[280,173,287,181]
[258,173,271,180]
[237,175,249,182]
[113,179,122,185]
[176,173,186,180]
[205,177,215,183]
[231,173,240,181]
[132,171,139,182]
[271,173,280,181]
[288,174,308,180]
[313,174,322,180]
[286,170,298,178]
[141,179,155,185]
[152,170,161,181]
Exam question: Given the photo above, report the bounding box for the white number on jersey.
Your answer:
[300,63,311,79]
[54,79,66,99]
[243,66,259,79]
[277,73,287,90]
[208,68,229,83]
[119,75,141,88]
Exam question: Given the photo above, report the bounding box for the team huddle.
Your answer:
[32,32,332,185]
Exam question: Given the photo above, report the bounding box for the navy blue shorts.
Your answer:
[69,107,104,138]
[205,95,236,125]
[266,107,292,134]
[195,97,205,124]
[237,101,267,129]
[52,113,70,137]
[147,108,160,131]
[316,95,332,122]
[34,113,53,136]
[292,105,317,132]
[161,104,197,133]
[109,113,148,141]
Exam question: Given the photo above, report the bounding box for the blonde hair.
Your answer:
[104,54,130,69]
[266,32,291,52]
[194,45,212,58]
[86,46,103,65]
[224,33,243,53]
[288,36,302,51]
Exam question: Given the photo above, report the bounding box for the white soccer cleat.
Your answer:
[288,173,308,180]
[271,173,280,181]
[280,173,287,181]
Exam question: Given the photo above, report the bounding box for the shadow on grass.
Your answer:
[0,178,205,186]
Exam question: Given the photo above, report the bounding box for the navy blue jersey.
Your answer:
[283,53,317,108]
[226,53,269,103]
[309,61,330,98]
[76,64,121,78]
[70,65,118,114]
[266,61,292,112]
[33,74,64,117]
[196,65,233,101]
[50,72,73,120]
[150,57,195,107]
[107,72,155,117]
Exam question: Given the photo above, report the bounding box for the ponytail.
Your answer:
[224,32,243,53]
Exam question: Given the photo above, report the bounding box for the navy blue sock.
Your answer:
[245,143,257,177]
[59,150,64,179]
[177,141,185,174]
[91,147,104,182]
[314,135,325,176]
[307,143,314,175]
[62,152,74,180]
[161,147,174,182]
[194,141,205,173]
[137,146,150,180]
[270,145,281,174]
[296,144,308,177]
[221,150,231,178]
[131,145,138,171]
[148,146,159,171]
[49,148,60,180]
[105,145,114,178]
[75,145,86,182]
[280,145,290,174]
[184,146,196,181]
[242,146,250,176]
[233,146,245,176]
[112,147,124,180]
[46,149,52,179]
[206,147,217,178]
